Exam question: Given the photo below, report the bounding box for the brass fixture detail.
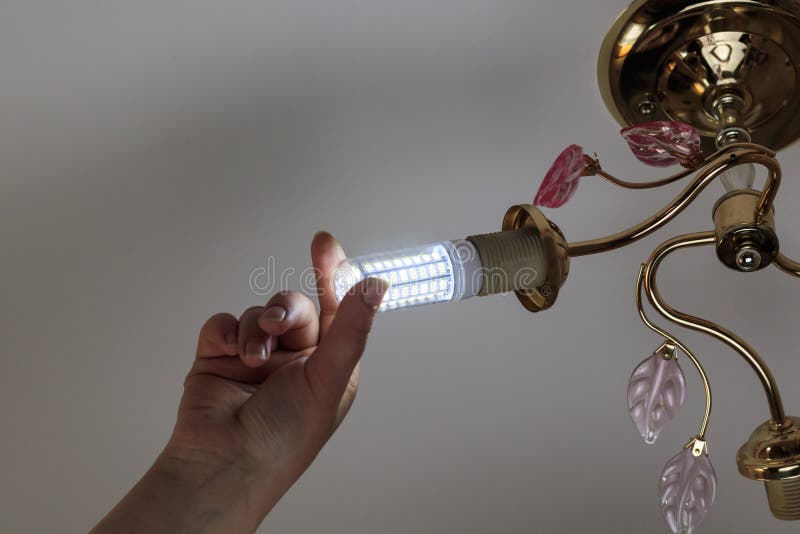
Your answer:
[326,0,800,526]
[567,143,781,257]
[484,1,800,524]
[713,189,779,272]
[640,232,800,518]
[498,205,569,313]
[598,0,800,153]
[635,265,711,440]
[594,0,800,515]
[775,253,800,278]
[586,156,698,190]
[738,417,800,520]
[642,231,787,426]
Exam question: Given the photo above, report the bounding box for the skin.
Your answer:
[92,232,389,533]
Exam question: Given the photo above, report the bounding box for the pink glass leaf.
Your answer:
[659,447,717,534]
[627,348,686,444]
[621,121,702,167]
[533,144,589,208]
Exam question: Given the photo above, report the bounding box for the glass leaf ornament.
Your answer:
[533,144,589,208]
[659,446,717,534]
[627,347,687,444]
[621,121,702,167]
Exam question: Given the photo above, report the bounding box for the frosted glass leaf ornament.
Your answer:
[621,121,702,167]
[659,445,717,534]
[533,145,590,208]
[627,346,687,444]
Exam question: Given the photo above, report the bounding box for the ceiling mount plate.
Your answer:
[599,0,800,152]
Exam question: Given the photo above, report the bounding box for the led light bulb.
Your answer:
[333,228,551,312]
[334,240,483,312]
[720,162,756,192]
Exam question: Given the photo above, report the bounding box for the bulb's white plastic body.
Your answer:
[333,240,483,312]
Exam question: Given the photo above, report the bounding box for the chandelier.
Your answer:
[332,2,800,532]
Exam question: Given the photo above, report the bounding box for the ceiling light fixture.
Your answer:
[334,2,800,531]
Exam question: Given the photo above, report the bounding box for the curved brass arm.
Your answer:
[643,231,787,426]
[775,253,800,277]
[588,158,697,190]
[636,265,712,439]
[567,144,781,257]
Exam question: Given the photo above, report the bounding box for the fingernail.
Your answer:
[245,341,267,361]
[363,277,390,309]
[262,305,287,323]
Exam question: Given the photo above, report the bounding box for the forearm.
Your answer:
[91,450,287,534]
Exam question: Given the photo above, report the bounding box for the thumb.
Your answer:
[306,277,389,404]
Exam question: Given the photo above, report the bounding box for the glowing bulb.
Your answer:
[334,240,484,312]
[333,228,551,313]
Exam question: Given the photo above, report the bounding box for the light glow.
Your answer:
[333,240,482,312]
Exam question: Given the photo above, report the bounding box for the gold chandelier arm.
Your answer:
[753,147,782,224]
[636,264,711,439]
[591,164,696,190]
[567,144,780,257]
[643,231,788,426]
[774,253,800,277]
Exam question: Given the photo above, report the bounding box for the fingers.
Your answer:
[306,277,388,403]
[201,290,320,372]
[238,306,272,368]
[258,291,320,352]
[196,313,239,358]
[311,231,346,337]
[187,356,271,386]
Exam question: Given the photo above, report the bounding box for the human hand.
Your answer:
[93,232,388,533]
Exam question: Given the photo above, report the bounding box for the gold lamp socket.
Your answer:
[737,417,800,520]
[713,189,779,272]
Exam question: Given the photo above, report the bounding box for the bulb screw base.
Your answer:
[467,204,569,313]
[765,477,800,520]
[467,229,548,297]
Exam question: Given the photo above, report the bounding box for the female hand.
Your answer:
[93,232,388,533]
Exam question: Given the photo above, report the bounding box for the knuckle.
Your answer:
[202,312,231,330]
[183,362,203,387]
[267,290,314,310]
[240,306,265,320]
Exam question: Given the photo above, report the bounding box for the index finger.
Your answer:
[196,313,239,358]
[258,291,319,351]
[311,231,346,336]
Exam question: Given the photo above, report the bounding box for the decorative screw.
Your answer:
[639,97,657,116]
[736,247,762,272]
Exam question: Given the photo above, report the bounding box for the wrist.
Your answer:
[92,445,285,534]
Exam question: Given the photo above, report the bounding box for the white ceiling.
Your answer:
[2,1,800,532]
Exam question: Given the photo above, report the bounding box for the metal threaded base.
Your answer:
[467,228,547,296]
[765,478,800,520]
